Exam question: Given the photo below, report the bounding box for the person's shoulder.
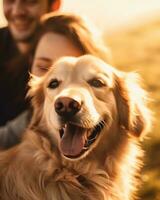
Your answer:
[0,26,10,37]
[0,26,12,45]
[0,26,13,55]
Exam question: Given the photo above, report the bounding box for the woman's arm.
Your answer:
[0,110,30,149]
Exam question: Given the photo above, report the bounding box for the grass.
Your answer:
[104,18,160,200]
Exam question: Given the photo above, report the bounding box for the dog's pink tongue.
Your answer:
[60,124,85,157]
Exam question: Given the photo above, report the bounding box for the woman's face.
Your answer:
[31,32,83,76]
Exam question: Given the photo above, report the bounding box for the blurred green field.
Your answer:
[105,18,160,200]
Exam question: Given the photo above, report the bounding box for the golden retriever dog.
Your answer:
[0,55,152,200]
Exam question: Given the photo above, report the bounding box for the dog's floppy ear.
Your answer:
[27,74,42,97]
[27,74,45,126]
[27,74,45,105]
[113,71,151,138]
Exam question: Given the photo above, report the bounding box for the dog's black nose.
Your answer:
[55,97,81,118]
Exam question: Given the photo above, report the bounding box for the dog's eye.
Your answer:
[88,78,106,88]
[48,79,60,89]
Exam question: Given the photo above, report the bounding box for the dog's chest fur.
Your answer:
[2,130,141,200]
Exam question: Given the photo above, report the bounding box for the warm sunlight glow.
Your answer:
[1,0,160,31]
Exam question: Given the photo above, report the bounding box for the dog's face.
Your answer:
[29,55,151,161]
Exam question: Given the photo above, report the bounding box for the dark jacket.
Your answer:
[0,26,30,126]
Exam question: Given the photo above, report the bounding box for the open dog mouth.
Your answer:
[59,120,105,159]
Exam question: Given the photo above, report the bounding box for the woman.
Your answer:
[0,12,111,149]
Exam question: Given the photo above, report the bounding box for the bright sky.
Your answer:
[1,0,160,31]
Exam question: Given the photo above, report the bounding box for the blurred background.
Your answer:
[0,0,160,199]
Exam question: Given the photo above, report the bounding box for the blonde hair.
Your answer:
[40,12,111,63]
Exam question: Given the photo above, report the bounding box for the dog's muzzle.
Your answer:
[54,96,105,159]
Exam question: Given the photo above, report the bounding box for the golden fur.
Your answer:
[0,55,152,200]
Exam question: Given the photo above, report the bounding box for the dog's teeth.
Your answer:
[87,130,91,137]
[83,147,89,150]
[59,128,64,138]
[88,137,97,142]
[84,133,88,141]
